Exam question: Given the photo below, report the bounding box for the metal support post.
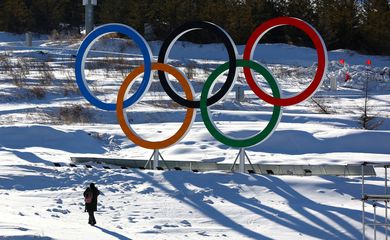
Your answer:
[144,149,170,170]
[83,0,97,34]
[374,203,377,240]
[236,86,245,102]
[153,149,159,170]
[331,77,337,91]
[362,164,366,240]
[85,4,93,34]
[244,151,256,173]
[386,166,388,240]
[230,150,240,172]
[361,163,390,240]
[158,150,171,171]
[25,32,32,47]
[239,148,245,173]
[231,148,256,173]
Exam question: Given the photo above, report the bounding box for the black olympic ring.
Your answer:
[158,21,238,108]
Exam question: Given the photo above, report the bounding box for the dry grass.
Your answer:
[62,71,79,96]
[29,87,46,99]
[184,61,197,79]
[37,62,55,85]
[58,104,93,124]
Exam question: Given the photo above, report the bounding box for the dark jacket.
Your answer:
[84,186,100,212]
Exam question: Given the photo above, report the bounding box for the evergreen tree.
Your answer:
[223,0,255,44]
[287,0,315,20]
[314,0,360,50]
[60,0,83,30]
[361,0,390,54]
[0,0,32,33]
[285,0,317,46]
[0,0,387,54]
[247,0,286,44]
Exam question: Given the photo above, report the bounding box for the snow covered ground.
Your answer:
[0,31,389,239]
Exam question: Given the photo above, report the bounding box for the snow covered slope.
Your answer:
[0,34,389,239]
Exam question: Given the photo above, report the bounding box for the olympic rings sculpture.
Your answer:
[75,17,328,150]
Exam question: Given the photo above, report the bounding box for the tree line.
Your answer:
[0,0,389,55]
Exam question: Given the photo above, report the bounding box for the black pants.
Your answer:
[88,211,96,225]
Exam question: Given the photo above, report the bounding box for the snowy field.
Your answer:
[0,31,390,239]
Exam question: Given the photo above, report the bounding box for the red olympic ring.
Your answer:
[243,17,328,106]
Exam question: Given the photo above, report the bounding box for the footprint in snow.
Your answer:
[197,231,210,236]
[128,217,137,223]
[162,223,179,228]
[249,197,261,204]
[180,220,192,227]
[203,199,214,204]
[51,208,70,214]
[153,225,162,230]
[106,187,119,193]
[142,230,160,234]
[137,187,155,194]
[17,227,29,231]
[152,224,178,230]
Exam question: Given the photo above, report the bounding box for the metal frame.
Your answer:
[230,148,256,173]
[361,162,390,240]
[144,149,171,170]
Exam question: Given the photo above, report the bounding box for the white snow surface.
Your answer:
[0,33,389,239]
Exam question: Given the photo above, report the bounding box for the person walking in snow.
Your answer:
[84,183,100,226]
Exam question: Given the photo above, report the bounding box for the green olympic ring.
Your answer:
[200,59,282,148]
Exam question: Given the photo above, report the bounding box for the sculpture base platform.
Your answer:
[70,157,376,176]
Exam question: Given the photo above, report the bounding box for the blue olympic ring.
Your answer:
[75,24,152,111]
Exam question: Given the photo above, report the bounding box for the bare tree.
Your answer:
[360,68,383,130]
